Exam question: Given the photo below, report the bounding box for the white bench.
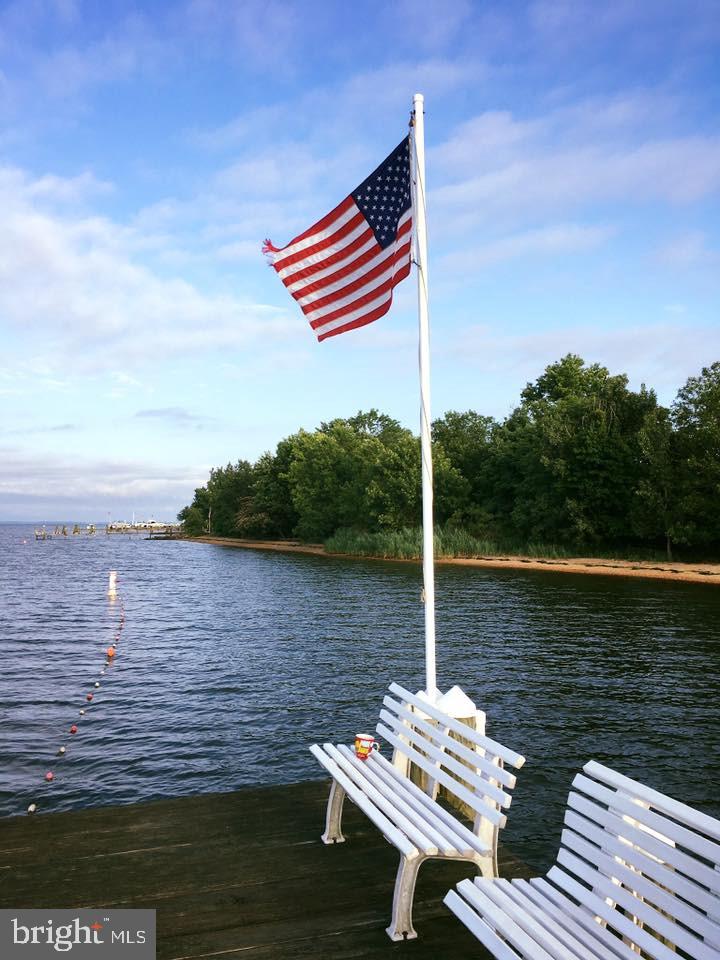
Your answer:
[445,759,720,960]
[310,681,526,941]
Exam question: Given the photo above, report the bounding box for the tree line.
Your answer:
[178,355,720,560]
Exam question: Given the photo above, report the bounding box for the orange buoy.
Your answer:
[70,725,78,734]
[45,772,54,782]
[106,647,115,658]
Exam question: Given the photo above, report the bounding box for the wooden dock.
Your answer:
[0,780,531,958]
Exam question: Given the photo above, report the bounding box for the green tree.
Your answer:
[432,410,496,530]
[288,411,427,539]
[631,404,681,558]
[288,423,382,539]
[177,496,209,537]
[491,355,659,545]
[671,362,720,546]
[236,438,301,538]
[204,460,255,536]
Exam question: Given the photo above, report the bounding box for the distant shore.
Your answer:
[193,536,720,586]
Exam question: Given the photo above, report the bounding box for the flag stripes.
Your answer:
[263,137,413,341]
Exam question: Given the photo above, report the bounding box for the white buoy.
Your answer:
[58,746,66,755]
[28,804,37,814]
[108,570,118,600]
[94,682,100,688]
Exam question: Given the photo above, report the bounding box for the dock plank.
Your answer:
[0,780,527,958]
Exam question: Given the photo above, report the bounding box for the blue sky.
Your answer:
[1,0,718,521]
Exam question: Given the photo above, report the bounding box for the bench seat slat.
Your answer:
[526,878,640,960]
[585,761,720,844]
[309,744,418,859]
[564,809,720,920]
[444,890,524,960]
[383,695,517,789]
[547,865,684,960]
[496,879,611,960]
[566,793,720,894]
[370,749,492,857]
[323,743,440,855]
[572,774,720,868]
[455,878,558,960]
[378,707,513,807]
[389,682,526,768]
[511,879,635,960]
[463,878,586,960]
[377,721,507,828]
[334,745,465,856]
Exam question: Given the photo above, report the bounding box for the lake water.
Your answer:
[1,521,718,871]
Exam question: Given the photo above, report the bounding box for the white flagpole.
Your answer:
[411,92,438,702]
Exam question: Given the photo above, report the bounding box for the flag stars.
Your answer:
[351,136,411,249]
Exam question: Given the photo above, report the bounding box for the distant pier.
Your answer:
[107,521,182,536]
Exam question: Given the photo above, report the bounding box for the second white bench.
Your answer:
[310,681,526,941]
[445,759,720,960]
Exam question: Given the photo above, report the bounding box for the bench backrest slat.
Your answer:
[572,773,720,868]
[376,722,507,828]
[378,708,512,808]
[585,760,720,843]
[382,696,517,790]
[388,682,525,768]
[566,795,720,898]
[556,763,720,958]
[560,828,720,949]
[564,809,720,918]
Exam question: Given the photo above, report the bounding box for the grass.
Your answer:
[323,526,672,563]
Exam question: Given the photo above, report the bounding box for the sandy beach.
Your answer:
[194,536,720,586]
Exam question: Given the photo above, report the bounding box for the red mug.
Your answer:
[355,733,379,761]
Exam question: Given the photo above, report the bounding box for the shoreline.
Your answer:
[193,536,720,586]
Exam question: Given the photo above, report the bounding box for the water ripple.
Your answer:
[0,524,718,871]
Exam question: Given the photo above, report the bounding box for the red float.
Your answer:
[70,725,78,734]
[86,693,93,701]
[45,772,54,782]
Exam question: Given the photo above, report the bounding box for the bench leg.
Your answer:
[476,853,496,880]
[386,854,424,941]
[321,780,346,844]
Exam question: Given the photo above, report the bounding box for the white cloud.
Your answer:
[655,231,720,268]
[184,0,300,70]
[447,321,720,400]
[0,164,300,374]
[0,445,206,499]
[438,222,615,273]
[381,0,474,53]
[433,135,720,233]
[191,56,484,157]
[0,443,215,522]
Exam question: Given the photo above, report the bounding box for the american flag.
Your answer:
[263,137,413,341]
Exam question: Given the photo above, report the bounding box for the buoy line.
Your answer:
[27,571,126,815]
